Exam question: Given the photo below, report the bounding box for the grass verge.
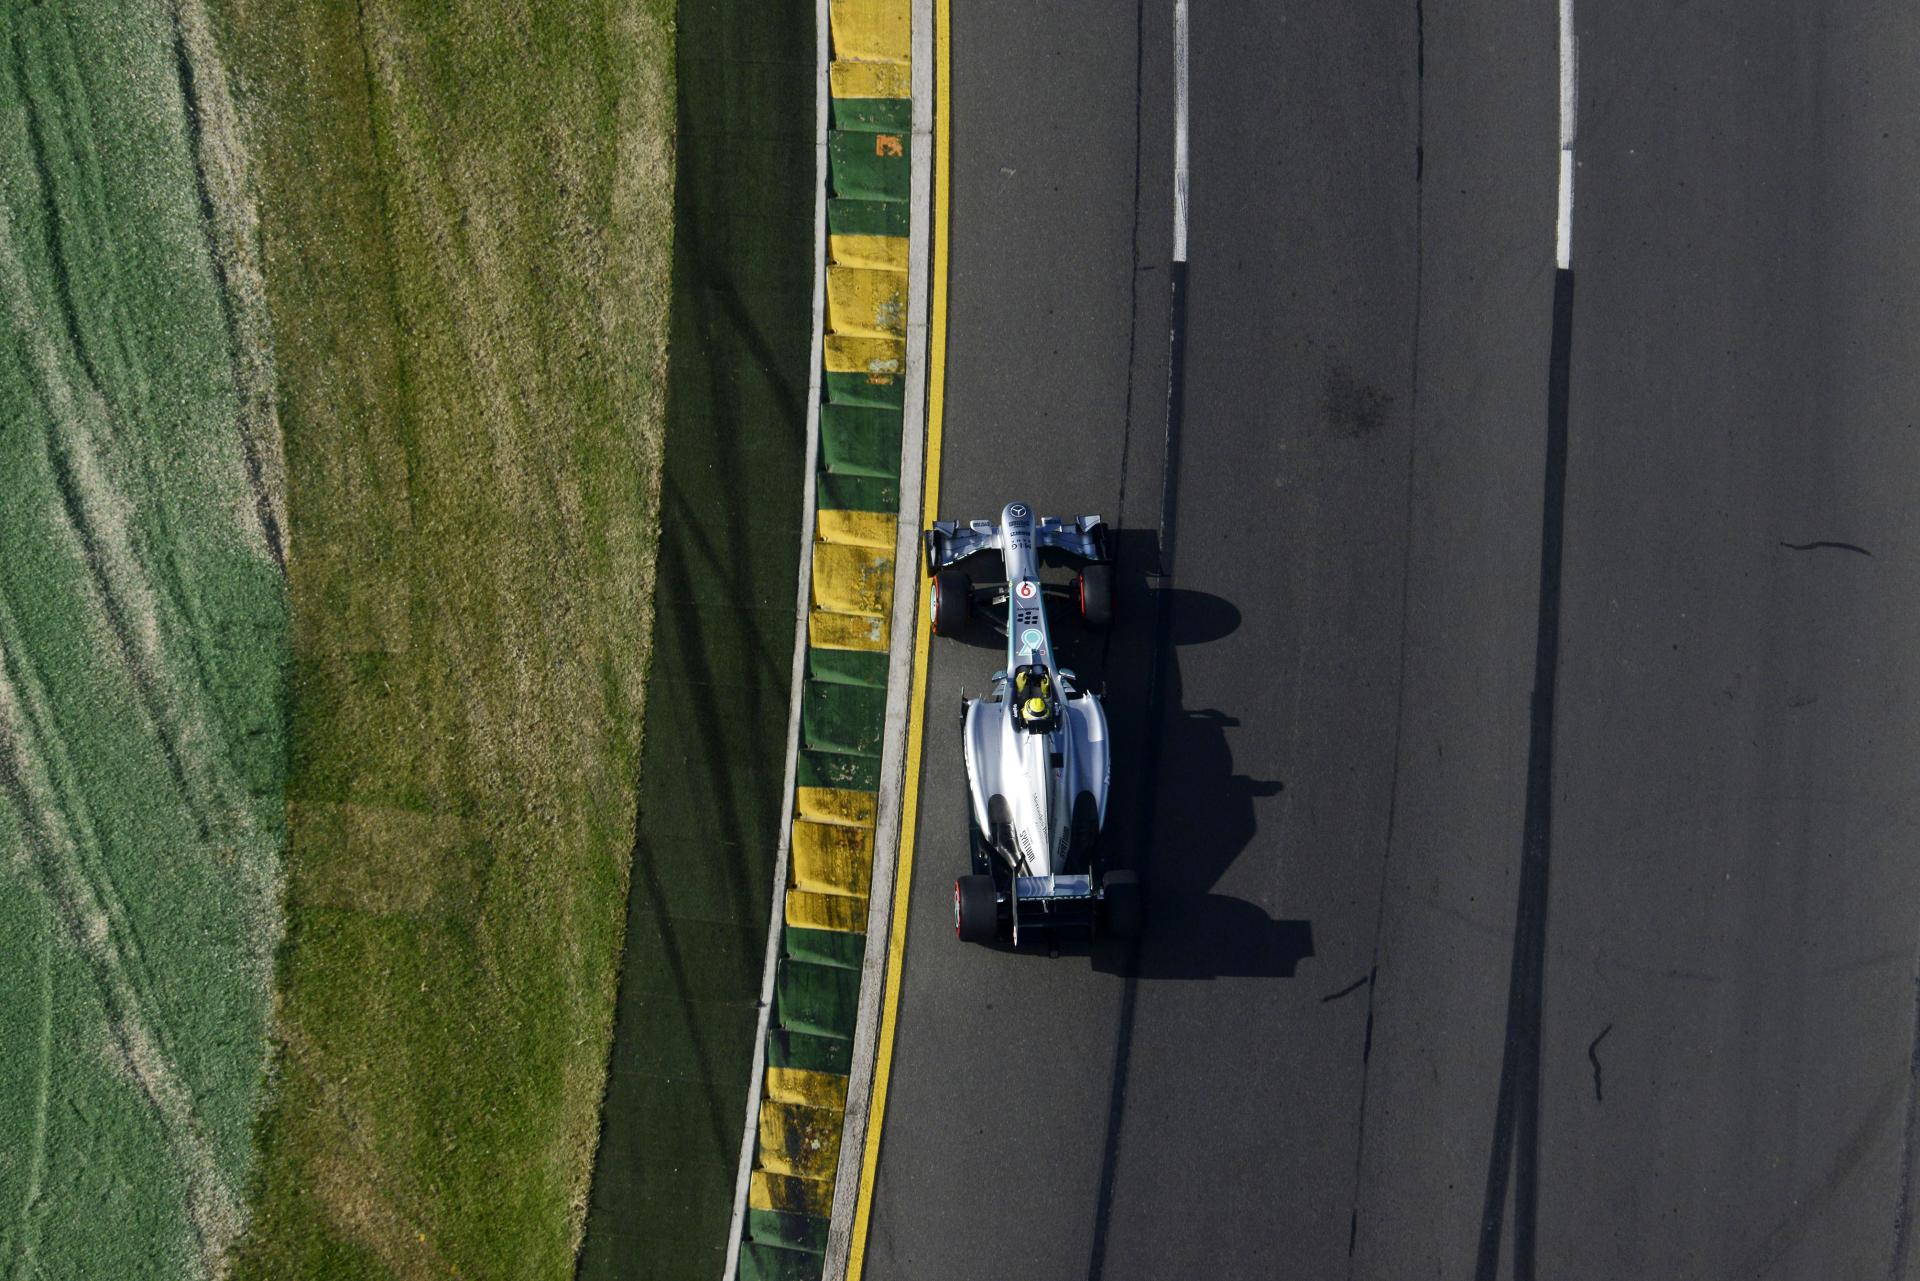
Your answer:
[213,1,675,1276]
[575,0,817,1273]
[0,3,287,1276]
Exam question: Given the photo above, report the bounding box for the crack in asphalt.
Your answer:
[1779,540,1873,557]
[1342,1,1426,1271]
[1586,1023,1613,1102]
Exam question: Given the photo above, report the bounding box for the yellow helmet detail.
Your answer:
[1025,696,1047,718]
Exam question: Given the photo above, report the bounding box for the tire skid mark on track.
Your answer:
[1889,975,1920,1278]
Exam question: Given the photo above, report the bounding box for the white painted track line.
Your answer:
[1556,0,1577,269]
[1173,0,1190,264]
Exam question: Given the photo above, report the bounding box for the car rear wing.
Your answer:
[923,514,1108,576]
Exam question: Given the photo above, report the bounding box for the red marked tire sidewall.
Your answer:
[1078,574,1086,619]
[953,880,962,936]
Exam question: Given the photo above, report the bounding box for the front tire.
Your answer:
[955,874,998,943]
[1078,562,1114,628]
[931,569,971,635]
[1101,869,1141,939]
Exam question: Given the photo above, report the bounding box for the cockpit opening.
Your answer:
[1010,664,1059,733]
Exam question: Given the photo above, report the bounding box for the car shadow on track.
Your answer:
[1086,690,1317,979]
[1082,538,1314,980]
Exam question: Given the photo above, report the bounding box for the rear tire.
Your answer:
[1101,870,1141,939]
[931,570,971,635]
[1077,562,1114,628]
[955,874,998,943]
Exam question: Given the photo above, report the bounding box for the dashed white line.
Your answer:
[1556,0,1578,269]
[1173,0,1190,263]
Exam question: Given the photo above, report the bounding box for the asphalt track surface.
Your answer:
[862,3,1920,1278]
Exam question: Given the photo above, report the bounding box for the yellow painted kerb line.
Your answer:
[844,0,948,1272]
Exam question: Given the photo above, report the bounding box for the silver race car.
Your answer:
[924,501,1140,945]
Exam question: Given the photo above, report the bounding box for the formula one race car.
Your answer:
[925,501,1140,945]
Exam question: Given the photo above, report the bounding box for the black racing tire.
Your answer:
[931,569,971,636]
[1077,562,1114,629]
[1101,869,1142,939]
[955,874,999,943]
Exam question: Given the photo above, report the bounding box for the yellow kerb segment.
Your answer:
[830,59,911,100]
[766,1066,851,1111]
[791,818,875,897]
[824,334,904,376]
[829,0,909,62]
[750,1170,835,1218]
[785,888,870,933]
[830,233,909,272]
[812,542,894,617]
[828,265,907,338]
[756,1099,844,1180]
[809,608,888,652]
[795,785,878,827]
[817,508,897,549]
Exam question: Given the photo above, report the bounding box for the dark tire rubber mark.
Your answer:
[1475,267,1575,1281]
[1586,1023,1612,1103]
[1887,976,1920,1280]
[1779,540,1872,557]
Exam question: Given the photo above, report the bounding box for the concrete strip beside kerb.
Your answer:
[721,0,834,1272]
[820,0,933,1267]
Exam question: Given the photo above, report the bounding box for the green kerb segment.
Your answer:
[823,370,905,410]
[807,647,891,688]
[832,97,911,133]
[829,130,910,202]
[817,472,901,513]
[786,925,866,970]
[797,748,881,793]
[775,958,862,1039]
[768,1026,854,1075]
[801,680,888,757]
[828,197,910,238]
[741,1241,828,1281]
[821,404,904,478]
[748,1208,829,1255]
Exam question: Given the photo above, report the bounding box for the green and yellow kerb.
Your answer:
[739,0,913,1275]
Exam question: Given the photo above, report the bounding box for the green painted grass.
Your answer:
[211,1,676,1277]
[0,2,288,1277]
[576,0,816,1272]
